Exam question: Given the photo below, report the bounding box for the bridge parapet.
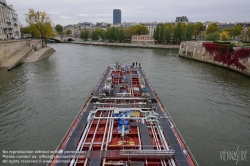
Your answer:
[51,35,78,42]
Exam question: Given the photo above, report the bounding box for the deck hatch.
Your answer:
[139,123,153,150]
[89,157,101,166]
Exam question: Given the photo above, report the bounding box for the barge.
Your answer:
[48,63,198,166]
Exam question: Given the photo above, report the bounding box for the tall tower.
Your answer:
[113,9,121,24]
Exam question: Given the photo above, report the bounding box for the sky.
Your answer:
[6,0,250,26]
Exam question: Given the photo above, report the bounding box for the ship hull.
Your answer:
[48,64,198,166]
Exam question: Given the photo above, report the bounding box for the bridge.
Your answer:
[50,35,79,42]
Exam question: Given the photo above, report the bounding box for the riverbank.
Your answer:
[73,41,179,50]
[24,47,55,63]
[0,39,55,70]
[0,40,42,70]
[179,41,250,77]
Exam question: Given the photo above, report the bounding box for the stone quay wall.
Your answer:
[179,41,250,76]
[0,40,30,64]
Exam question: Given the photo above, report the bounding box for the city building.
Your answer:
[95,22,111,30]
[64,22,96,36]
[176,16,189,23]
[142,22,158,36]
[113,9,121,24]
[64,24,75,34]
[217,22,235,29]
[0,0,20,40]
[131,35,155,44]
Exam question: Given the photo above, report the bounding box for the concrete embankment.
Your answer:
[0,39,42,70]
[179,41,250,77]
[24,47,55,63]
[73,41,179,50]
[0,39,56,70]
[0,40,31,65]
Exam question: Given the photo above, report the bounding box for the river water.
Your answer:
[0,43,249,166]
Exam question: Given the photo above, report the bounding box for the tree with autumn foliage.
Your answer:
[25,9,55,48]
[206,23,218,35]
[129,25,149,35]
[194,22,204,40]
[219,31,229,41]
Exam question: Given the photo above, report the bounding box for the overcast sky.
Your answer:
[7,0,250,26]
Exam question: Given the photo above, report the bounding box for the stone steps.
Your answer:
[0,40,41,68]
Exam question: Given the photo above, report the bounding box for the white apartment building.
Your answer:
[143,22,158,36]
[0,0,20,40]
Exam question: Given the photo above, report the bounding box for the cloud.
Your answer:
[6,0,250,26]
[96,14,112,17]
[47,11,60,15]
[79,14,90,17]
[60,16,71,19]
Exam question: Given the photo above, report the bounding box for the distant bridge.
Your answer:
[50,35,79,42]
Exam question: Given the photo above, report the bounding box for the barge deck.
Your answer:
[48,63,198,166]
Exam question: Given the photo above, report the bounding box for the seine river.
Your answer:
[0,43,250,166]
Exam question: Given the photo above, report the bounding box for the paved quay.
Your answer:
[0,39,55,70]
[73,41,179,50]
[0,40,42,70]
[24,47,55,63]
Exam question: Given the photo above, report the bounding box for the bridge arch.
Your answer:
[67,38,74,42]
[49,38,62,43]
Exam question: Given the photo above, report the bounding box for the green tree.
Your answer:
[206,23,218,35]
[194,22,203,40]
[114,28,119,41]
[159,24,164,43]
[206,32,219,41]
[123,28,131,40]
[118,29,124,42]
[20,26,34,38]
[100,30,106,40]
[109,27,116,41]
[55,24,63,35]
[65,29,72,35]
[181,23,187,40]
[91,30,99,40]
[165,26,171,44]
[80,29,89,40]
[153,25,160,42]
[184,24,193,41]
[105,28,125,42]
[247,28,250,41]
[231,25,243,39]
[25,9,55,47]
[106,27,116,41]
[173,22,182,44]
